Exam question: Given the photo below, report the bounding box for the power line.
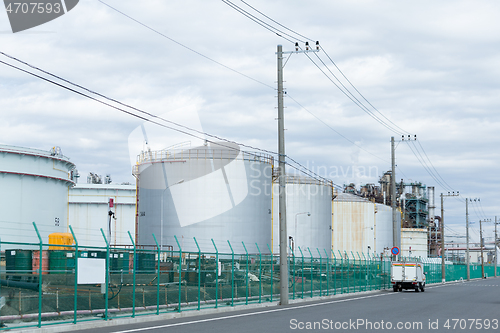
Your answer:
[99,1,403,187]
[310,51,406,135]
[404,140,449,191]
[223,1,460,193]
[287,94,389,164]
[0,52,339,188]
[320,47,409,136]
[239,0,315,42]
[415,139,455,191]
[223,0,409,136]
[98,0,274,90]
[301,49,404,134]
[221,0,301,43]
[0,52,277,157]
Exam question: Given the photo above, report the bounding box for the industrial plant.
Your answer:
[1,142,497,263]
[1,142,499,329]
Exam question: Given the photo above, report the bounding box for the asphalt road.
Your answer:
[74,277,500,333]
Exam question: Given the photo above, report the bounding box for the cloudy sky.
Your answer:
[1,0,499,242]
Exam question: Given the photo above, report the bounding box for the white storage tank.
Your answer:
[272,175,334,256]
[332,193,375,257]
[374,203,395,256]
[401,228,428,259]
[332,193,399,257]
[68,184,136,248]
[0,145,76,244]
[135,142,273,253]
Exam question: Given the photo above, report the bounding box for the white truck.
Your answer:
[391,262,426,292]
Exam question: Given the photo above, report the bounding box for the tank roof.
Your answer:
[0,144,74,165]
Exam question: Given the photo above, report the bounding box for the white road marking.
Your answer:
[105,280,491,333]
[109,293,396,332]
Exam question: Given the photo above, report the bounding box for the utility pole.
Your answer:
[479,218,491,278]
[391,137,399,258]
[495,216,498,277]
[276,44,288,306]
[276,42,319,306]
[440,191,459,283]
[480,219,484,279]
[466,198,470,281]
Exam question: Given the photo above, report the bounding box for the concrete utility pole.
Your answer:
[391,137,399,258]
[478,218,491,278]
[466,198,470,281]
[440,192,459,283]
[495,216,498,277]
[276,43,319,306]
[276,44,288,306]
[480,219,484,279]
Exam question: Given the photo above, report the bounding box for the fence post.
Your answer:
[338,250,343,294]
[100,229,110,321]
[194,237,201,311]
[211,239,218,309]
[266,244,273,302]
[289,245,295,300]
[227,240,234,306]
[242,242,249,305]
[317,249,322,296]
[255,243,262,303]
[32,222,43,328]
[128,231,137,317]
[357,252,362,292]
[174,235,182,312]
[69,225,79,324]
[324,249,329,296]
[344,251,350,293]
[362,253,367,291]
[307,248,313,298]
[298,246,304,299]
[332,250,337,295]
[351,251,356,293]
[152,234,161,315]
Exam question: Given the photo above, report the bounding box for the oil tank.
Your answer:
[0,145,76,245]
[332,193,398,256]
[272,175,334,255]
[135,142,273,254]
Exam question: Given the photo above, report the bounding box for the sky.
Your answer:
[1,0,499,244]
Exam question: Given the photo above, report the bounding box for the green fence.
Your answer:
[0,223,497,331]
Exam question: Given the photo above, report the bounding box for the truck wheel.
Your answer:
[393,286,398,292]
[420,283,425,292]
[399,285,403,292]
[415,285,420,292]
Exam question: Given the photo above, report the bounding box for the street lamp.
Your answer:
[161,179,184,250]
[293,212,311,253]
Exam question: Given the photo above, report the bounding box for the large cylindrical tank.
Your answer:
[401,228,428,259]
[136,142,273,254]
[272,175,333,255]
[332,193,375,256]
[332,193,398,257]
[0,145,76,245]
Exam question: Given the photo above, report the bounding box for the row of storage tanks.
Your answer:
[0,143,397,257]
[136,142,395,256]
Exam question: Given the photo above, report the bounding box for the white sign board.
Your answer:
[77,258,106,284]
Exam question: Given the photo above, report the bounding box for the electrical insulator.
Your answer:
[305,41,309,50]
[316,41,319,50]
[295,42,299,51]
